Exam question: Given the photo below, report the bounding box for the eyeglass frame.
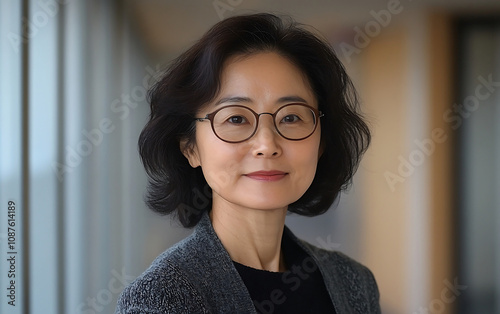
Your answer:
[194,103,324,143]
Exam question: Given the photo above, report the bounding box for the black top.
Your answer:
[233,231,337,314]
[117,211,380,313]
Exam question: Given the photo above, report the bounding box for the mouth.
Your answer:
[244,170,288,182]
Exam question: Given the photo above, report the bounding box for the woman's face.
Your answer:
[183,52,321,212]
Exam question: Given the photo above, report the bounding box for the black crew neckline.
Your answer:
[232,228,337,314]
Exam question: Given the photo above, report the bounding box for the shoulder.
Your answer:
[117,212,257,313]
[312,244,380,313]
[302,239,378,284]
[329,250,379,295]
[287,232,381,313]
[116,237,210,314]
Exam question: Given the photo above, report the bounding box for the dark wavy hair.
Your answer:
[139,13,370,228]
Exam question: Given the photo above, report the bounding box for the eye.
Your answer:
[228,115,248,124]
[281,114,301,123]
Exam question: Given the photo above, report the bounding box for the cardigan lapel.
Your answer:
[173,212,257,313]
[284,226,378,314]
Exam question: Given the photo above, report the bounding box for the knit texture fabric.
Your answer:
[116,212,381,313]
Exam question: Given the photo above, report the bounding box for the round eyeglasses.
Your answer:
[194,103,324,143]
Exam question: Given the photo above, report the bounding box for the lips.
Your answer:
[244,170,288,181]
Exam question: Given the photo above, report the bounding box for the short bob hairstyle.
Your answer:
[139,13,371,228]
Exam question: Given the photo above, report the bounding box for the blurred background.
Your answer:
[0,0,499,313]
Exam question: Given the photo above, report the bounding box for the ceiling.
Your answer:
[127,0,500,59]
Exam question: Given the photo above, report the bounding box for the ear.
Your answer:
[180,138,201,168]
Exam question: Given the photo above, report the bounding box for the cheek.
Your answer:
[196,141,248,192]
[201,158,239,192]
[294,139,321,178]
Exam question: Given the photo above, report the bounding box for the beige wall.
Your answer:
[359,18,413,313]
[357,12,457,314]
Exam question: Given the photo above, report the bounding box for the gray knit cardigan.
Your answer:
[116,212,381,313]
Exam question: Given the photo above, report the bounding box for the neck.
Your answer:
[209,199,288,272]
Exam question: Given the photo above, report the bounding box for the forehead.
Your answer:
[217,52,316,103]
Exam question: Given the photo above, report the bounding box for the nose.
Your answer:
[251,114,282,157]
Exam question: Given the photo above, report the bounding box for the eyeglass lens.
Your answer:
[212,104,317,142]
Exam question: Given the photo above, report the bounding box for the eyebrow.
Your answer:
[215,96,251,106]
[215,95,308,106]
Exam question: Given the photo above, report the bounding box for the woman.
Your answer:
[117,13,380,313]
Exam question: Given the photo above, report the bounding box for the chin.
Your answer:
[237,197,298,212]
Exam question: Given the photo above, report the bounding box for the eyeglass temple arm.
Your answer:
[194,114,210,122]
